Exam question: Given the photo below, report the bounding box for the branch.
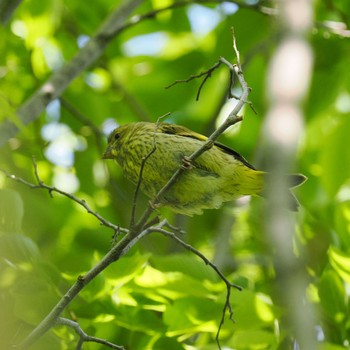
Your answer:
[0,159,127,235]
[165,61,221,100]
[56,318,125,350]
[0,0,143,147]
[0,0,22,24]
[155,225,241,291]
[166,29,256,112]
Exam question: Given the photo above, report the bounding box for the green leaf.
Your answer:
[328,246,350,285]
[319,343,349,350]
[150,253,219,282]
[334,201,350,248]
[115,306,166,334]
[320,118,350,197]
[0,233,40,263]
[153,336,185,350]
[12,275,57,325]
[164,297,220,336]
[230,329,276,350]
[104,251,150,285]
[134,265,216,300]
[0,189,23,233]
[318,269,346,323]
[232,291,275,329]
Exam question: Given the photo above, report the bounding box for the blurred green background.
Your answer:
[1,0,350,349]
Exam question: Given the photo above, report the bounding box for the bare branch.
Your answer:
[0,159,126,235]
[128,33,250,348]
[165,61,221,100]
[154,226,242,291]
[56,318,125,350]
[0,0,22,24]
[0,0,143,146]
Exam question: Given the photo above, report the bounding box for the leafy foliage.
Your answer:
[1,1,350,349]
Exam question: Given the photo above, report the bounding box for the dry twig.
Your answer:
[56,318,125,350]
[0,158,126,236]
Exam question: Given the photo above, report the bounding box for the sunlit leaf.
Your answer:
[328,246,350,285]
[318,269,346,323]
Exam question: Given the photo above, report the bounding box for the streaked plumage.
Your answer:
[103,122,306,215]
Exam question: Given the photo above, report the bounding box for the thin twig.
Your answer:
[130,139,157,228]
[56,318,125,350]
[165,28,241,102]
[153,227,242,291]
[0,160,127,235]
[130,112,171,228]
[231,28,241,69]
[216,285,233,350]
[165,61,221,100]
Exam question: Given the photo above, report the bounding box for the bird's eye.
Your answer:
[107,132,119,143]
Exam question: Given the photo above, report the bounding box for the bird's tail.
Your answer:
[258,173,307,211]
[285,174,307,211]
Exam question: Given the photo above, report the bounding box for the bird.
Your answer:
[102,121,306,216]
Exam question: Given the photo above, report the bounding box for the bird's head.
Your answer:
[102,123,134,159]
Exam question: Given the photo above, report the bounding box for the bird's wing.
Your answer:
[158,123,256,170]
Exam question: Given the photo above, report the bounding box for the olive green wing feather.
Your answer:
[158,123,256,170]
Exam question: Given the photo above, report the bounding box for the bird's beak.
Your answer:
[102,146,114,159]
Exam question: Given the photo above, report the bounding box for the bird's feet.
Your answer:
[181,156,194,170]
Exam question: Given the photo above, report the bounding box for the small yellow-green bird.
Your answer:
[103,122,306,216]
